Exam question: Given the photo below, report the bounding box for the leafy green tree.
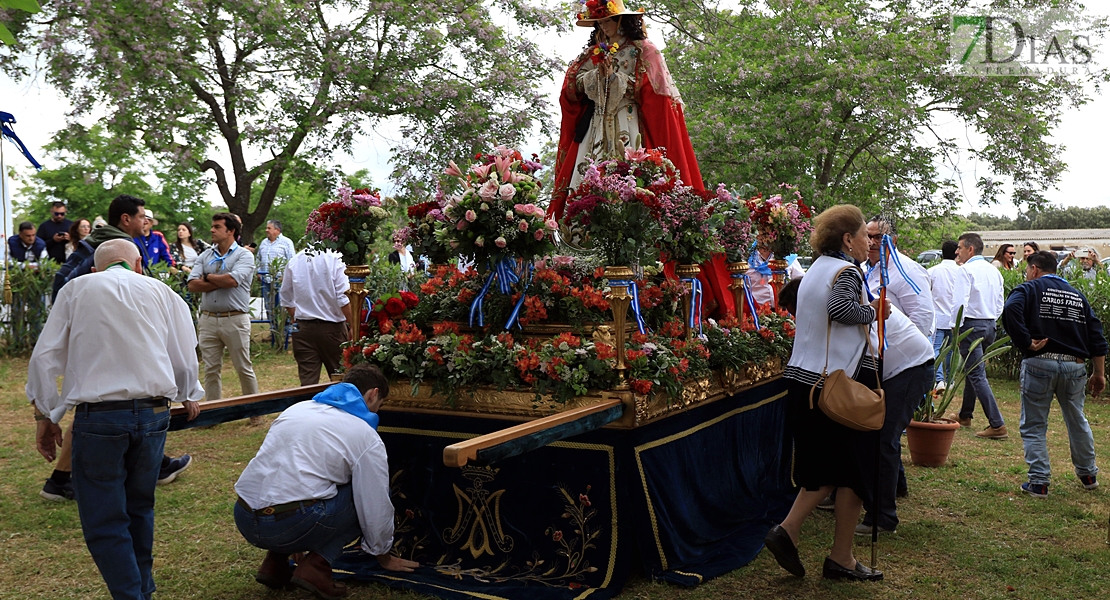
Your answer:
[14,0,564,242]
[1028,205,1110,230]
[659,0,1108,215]
[16,123,212,230]
[966,212,1017,231]
[0,0,39,46]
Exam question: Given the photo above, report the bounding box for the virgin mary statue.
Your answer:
[549,0,733,318]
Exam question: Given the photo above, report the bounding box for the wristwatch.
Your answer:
[203,273,210,282]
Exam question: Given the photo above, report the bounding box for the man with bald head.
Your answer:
[28,239,203,600]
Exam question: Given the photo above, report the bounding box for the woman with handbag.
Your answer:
[763,204,889,581]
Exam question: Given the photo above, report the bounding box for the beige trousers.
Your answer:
[198,313,258,400]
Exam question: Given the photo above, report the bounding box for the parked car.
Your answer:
[917,249,942,264]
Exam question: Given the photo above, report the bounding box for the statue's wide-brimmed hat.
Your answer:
[576,0,646,27]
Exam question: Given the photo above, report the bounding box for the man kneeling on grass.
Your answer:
[233,364,418,599]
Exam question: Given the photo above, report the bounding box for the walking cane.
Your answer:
[871,286,886,568]
[871,241,891,569]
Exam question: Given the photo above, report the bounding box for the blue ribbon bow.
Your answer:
[469,256,530,329]
[879,235,922,294]
[503,263,535,330]
[0,112,44,170]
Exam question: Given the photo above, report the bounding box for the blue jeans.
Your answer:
[933,328,952,382]
[72,402,169,600]
[1019,357,1099,485]
[958,318,1005,428]
[234,483,362,564]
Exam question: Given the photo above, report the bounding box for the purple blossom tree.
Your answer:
[10,0,564,241]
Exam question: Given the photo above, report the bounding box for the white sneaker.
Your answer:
[934,381,947,392]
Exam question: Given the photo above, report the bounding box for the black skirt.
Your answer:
[785,369,880,505]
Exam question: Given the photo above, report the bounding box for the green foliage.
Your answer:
[144,262,201,322]
[895,214,973,257]
[1,259,58,356]
[0,0,40,46]
[15,123,212,229]
[19,0,565,241]
[969,206,1110,231]
[661,0,1108,215]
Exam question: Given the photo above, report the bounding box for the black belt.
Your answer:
[237,496,318,519]
[79,398,168,413]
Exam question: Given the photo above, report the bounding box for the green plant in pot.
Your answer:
[906,306,1012,467]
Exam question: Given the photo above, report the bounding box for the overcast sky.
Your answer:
[3,16,1109,222]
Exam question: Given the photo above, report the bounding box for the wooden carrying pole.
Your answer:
[443,400,623,468]
[169,383,332,430]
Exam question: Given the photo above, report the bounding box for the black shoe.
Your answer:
[40,478,75,501]
[822,557,883,581]
[896,484,908,498]
[764,524,805,577]
[158,454,192,485]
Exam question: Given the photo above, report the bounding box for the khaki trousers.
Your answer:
[198,313,258,400]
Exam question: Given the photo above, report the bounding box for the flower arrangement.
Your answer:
[393,194,451,266]
[656,186,723,265]
[438,147,556,267]
[531,332,619,403]
[714,187,754,263]
[747,184,813,258]
[624,330,687,399]
[306,186,390,265]
[562,148,673,267]
[363,290,420,335]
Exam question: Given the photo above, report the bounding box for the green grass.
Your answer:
[3,349,1110,599]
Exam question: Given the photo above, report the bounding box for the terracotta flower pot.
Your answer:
[905,419,961,467]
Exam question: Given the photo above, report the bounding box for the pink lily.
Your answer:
[444,160,464,177]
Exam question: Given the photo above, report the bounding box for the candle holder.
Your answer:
[603,265,634,388]
[344,264,371,342]
[727,261,749,322]
[675,263,702,339]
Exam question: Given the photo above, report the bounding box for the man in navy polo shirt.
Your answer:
[1003,250,1107,498]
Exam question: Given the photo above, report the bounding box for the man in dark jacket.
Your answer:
[52,195,149,301]
[1002,250,1107,499]
[37,201,73,263]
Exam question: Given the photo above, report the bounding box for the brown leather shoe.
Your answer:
[255,551,293,589]
[956,416,972,428]
[975,425,1008,440]
[291,552,348,600]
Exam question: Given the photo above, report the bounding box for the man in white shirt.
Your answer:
[27,240,202,600]
[955,232,1008,439]
[927,240,972,390]
[234,364,417,596]
[864,216,935,339]
[281,249,352,385]
[858,305,936,535]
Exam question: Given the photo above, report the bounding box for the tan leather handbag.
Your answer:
[808,267,885,431]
